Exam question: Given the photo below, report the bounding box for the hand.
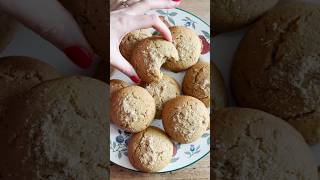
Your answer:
[0,0,94,69]
[110,0,181,83]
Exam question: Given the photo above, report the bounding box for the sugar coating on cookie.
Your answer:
[110,86,155,133]
[212,108,318,180]
[131,37,179,83]
[128,127,173,172]
[163,26,202,72]
[120,29,152,63]
[162,96,209,143]
[0,76,108,179]
[231,2,320,144]
[110,79,129,95]
[144,75,181,119]
[212,0,278,33]
[182,61,211,107]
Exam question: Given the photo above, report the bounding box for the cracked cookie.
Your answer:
[212,0,278,33]
[110,79,129,96]
[0,56,61,123]
[110,86,155,133]
[128,126,173,172]
[0,76,108,179]
[143,75,181,119]
[120,29,152,63]
[162,96,209,143]
[231,2,320,144]
[131,36,179,83]
[212,108,318,180]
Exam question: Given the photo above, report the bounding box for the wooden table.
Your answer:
[110,0,210,179]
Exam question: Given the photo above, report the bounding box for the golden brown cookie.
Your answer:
[212,0,279,33]
[128,126,173,172]
[231,2,320,144]
[131,37,179,83]
[59,0,107,59]
[0,76,108,179]
[213,108,318,180]
[162,96,209,143]
[0,11,16,52]
[144,75,180,119]
[110,86,155,133]
[119,29,152,63]
[163,26,202,72]
[0,56,61,123]
[110,79,129,95]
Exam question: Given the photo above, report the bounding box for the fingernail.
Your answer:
[172,0,181,2]
[63,46,93,69]
[130,76,140,84]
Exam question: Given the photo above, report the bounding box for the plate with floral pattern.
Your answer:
[110,8,211,172]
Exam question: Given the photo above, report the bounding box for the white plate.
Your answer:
[110,8,211,173]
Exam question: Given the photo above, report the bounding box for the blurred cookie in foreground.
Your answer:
[231,2,320,144]
[213,108,318,180]
[128,127,173,172]
[0,76,108,179]
[212,0,278,33]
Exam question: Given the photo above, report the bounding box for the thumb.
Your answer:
[111,50,140,84]
[0,0,94,69]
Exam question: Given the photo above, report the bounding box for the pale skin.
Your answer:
[0,0,181,82]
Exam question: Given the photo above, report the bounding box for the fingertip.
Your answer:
[130,75,141,84]
[63,46,93,69]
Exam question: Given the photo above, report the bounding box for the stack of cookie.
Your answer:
[213,1,319,179]
[109,25,223,172]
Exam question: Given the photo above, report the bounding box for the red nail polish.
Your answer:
[63,46,93,69]
[172,0,181,2]
[130,76,140,84]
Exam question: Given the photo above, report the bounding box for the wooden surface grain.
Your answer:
[110,1,210,179]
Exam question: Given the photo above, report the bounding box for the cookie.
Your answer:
[144,75,180,119]
[131,37,179,83]
[0,76,108,179]
[0,56,61,122]
[231,2,320,144]
[128,126,173,172]
[119,29,152,63]
[182,61,211,107]
[110,86,155,133]
[212,0,279,33]
[162,96,209,143]
[0,11,16,52]
[163,26,202,72]
[110,79,129,95]
[212,108,318,180]
[59,0,107,59]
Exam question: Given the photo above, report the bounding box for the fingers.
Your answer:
[110,50,140,84]
[126,0,181,15]
[0,0,94,69]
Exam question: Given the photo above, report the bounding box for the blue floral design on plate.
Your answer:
[156,9,177,25]
[110,129,131,159]
[182,17,197,29]
[184,144,201,158]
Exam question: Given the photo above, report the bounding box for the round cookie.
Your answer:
[212,0,279,33]
[212,108,318,180]
[110,86,156,133]
[128,127,173,172]
[163,26,202,72]
[131,37,179,83]
[0,76,108,179]
[162,96,209,143]
[59,0,107,59]
[110,79,129,95]
[231,2,320,144]
[120,29,152,63]
[0,11,16,52]
[0,56,61,122]
[144,75,180,119]
[182,61,211,107]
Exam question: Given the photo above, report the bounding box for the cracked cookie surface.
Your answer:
[110,79,129,96]
[110,86,155,133]
[162,96,209,143]
[128,127,173,172]
[231,2,320,144]
[213,108,318,180]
